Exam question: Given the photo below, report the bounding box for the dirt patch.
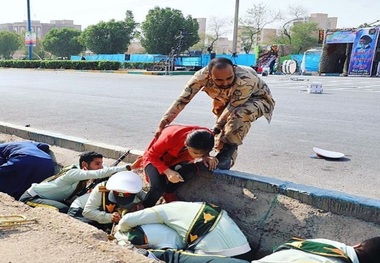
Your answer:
[0,193,155,263]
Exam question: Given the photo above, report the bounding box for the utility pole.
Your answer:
[27,0,33,60]
[232,0,239,56]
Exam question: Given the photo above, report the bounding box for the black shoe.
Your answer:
[135,248,149,257]
[135,249,160,261]
[216,144,237,170]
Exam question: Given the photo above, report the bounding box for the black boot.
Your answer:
[216,144,237,170]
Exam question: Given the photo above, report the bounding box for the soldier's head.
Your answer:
[79,151,103,170]
[185,129,214,159]
[208,57,236,89]
[354,236,380,263]
[106,171,143,208]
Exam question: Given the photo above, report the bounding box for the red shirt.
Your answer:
[142,125,211,174]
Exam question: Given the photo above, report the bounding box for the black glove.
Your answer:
[211,127,221,135]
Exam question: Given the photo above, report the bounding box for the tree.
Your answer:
[240,2,282,54]
[287,22,319,53]
[140,7,200,55]
[280,5,308,45]
[21,37,51,60]
[42,28,84,58]
[81,11,137,54]
[0,31,22,59]
[33,38,51,59]
[205,16,231,54]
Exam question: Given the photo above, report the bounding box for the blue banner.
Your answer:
[348,28,379,76]
[325,29,357,44]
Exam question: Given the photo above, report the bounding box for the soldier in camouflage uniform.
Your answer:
[155,57,275,170]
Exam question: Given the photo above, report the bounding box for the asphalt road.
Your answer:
[1,69,380,200]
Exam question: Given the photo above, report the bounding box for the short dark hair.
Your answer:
[208,57,234,72]
[79,151,103,168]
[355,236,380,263]
[186,130,214,153]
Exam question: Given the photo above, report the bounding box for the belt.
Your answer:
[27,187,40,197]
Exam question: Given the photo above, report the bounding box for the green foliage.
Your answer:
[20,37,51,60]
[275,22,319,53]
[123,62,153,69]
[0,31,22,59]
[15,60,41,68]
[81,11,137,54]
[42,28,85,58]
[141,7,200,55]
[33,38,50,59]
[290,22,319,53]
[0,60,120,70]
[97,61,121,70]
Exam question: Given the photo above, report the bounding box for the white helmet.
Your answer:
[106,171,143,205]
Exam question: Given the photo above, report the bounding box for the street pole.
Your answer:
[27,0,33,60]
[232,0,240,56]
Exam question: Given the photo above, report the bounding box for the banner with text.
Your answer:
[348,28,379,76]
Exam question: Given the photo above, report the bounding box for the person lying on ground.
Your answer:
[251,236,380,263]
[115,222,250,263]
[116,201,252,259]
[115,223,184,250]
[81,171,144,234]
[0,141,55,199]
[135,125,217,208]
[139,248,251,263]
[19,151,128,213]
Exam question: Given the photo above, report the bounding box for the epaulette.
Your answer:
[98,185,109,193]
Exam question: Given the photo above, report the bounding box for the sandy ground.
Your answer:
[0,193,155,263]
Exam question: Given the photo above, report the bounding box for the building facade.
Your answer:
[0,20,81,39]
[293,13,338,30]
[196,17,207,47]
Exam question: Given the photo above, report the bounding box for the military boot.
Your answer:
[215,144,238,170]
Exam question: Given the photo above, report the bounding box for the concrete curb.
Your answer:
[0,121,143,163]
[1,121,379,225]
[76,69,196,76]
[215,170,380,225]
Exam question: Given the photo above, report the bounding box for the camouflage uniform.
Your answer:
[160,65,275,163]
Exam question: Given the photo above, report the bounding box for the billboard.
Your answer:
[25,31,36,46]
[348,28,379,76]
[325,29,357,44]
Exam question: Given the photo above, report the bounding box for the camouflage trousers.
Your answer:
[214,96,273,163]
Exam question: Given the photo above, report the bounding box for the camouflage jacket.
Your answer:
[161,65,275,128]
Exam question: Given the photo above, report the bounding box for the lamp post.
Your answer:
[27,0,33,60]
[232,0,239,56]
